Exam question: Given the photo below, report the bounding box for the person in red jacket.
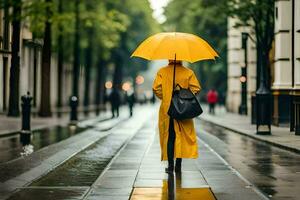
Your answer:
[206,89,218,114]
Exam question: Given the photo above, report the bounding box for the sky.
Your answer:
[148,0,170,24]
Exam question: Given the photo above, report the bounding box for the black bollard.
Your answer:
[69,96,78,125]
[20,133,31,146]
[21,92,33,134]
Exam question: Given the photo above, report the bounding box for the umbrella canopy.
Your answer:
[131,32,218,63]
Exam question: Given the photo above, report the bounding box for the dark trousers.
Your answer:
[209,103,215,114]
[168,118,182,168]
[129,104,133,117]
[111,105,119,118]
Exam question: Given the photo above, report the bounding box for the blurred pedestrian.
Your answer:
[206,88,218,115]
[153,60,201,173]
[109,86,121,118]
[126,89,135,117]
[151,91,156,104]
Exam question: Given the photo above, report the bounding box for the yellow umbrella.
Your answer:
[131,32,218,63]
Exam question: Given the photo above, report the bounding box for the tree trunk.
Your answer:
[39,0,52,117]
[95,58,105,115]
[33,35,38,108]
[256,43,262,90]
[7,0,21,117]
[262,48,271,90]
[57,0,63,115]
[72,0,80,98]
[112,52,123,89]
[112,32,126,90]
[83,1,95,115]
[83,29,94,115]
[3,0,10,111]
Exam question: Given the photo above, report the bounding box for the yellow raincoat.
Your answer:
[152,64,201,161]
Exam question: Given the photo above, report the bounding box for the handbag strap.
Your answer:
[171,54,181,130]
[172,54,176,92]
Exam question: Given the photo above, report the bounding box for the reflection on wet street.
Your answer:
[0,125,87,163]
[130,172,216,200]
[0,117,114,164]
[197,119,300,200]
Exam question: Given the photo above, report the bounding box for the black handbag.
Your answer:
[167,62,203,120]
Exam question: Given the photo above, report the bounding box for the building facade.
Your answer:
[273,0,300,126]
[0,9,90,115]
[227,0,300,130]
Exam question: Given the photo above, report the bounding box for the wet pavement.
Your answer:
[0,114,128,199]
[128,131,216,200]
[2,104,299,200]
[84,113,263,200]
[0,116,113,164]
[197,119,300,200]
[7,187,89,200]
[3,105,154,200]
[31,132,130,186]
[0,126,87,163]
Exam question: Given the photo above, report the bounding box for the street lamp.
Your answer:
[256,43,272,135]
[239,32,248,115]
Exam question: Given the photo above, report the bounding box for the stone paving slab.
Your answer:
[199,105,300,153]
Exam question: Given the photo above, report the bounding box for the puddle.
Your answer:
[0,125,88,163]
[0,116,112,163]
[130,173,216,200]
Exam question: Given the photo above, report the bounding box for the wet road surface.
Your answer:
[197,119,300,200]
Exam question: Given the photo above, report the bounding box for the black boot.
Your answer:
[175,158,182,173]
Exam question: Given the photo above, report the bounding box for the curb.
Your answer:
[198,117,300,154]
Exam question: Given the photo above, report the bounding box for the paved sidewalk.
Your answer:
[85,113,266,200]
[1,105,152,200]
[199,106,300,153]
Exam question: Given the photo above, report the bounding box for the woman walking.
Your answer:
[131,32,218,173]
[152,60,201,173]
